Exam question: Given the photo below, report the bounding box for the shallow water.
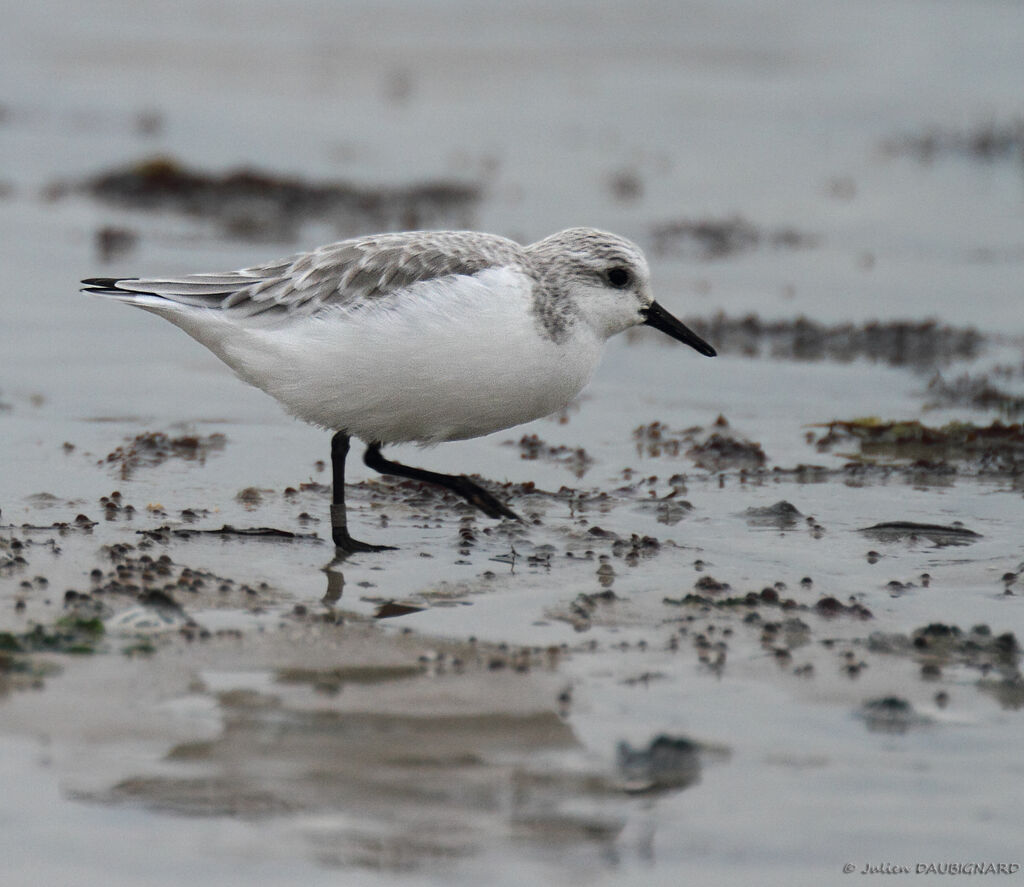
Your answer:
[2,1,1024,884]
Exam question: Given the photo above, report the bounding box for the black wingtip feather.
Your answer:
[80,277,139,294]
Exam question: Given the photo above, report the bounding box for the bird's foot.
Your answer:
[449,477,521,521]
[331,530,397,554]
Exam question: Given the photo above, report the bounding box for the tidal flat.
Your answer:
[2,1,1023,884]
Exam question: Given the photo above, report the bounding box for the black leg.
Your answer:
[330,431,395,553]
[363,443,520,521]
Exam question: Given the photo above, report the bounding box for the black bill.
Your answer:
[642,301,717,357]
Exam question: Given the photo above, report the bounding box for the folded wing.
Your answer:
[81,231,528,321]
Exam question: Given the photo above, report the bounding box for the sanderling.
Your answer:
[82,228,716,552]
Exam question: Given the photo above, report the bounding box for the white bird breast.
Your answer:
[186,266,605,444]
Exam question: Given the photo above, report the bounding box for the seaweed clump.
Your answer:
[633,416,766,472]
[631,314,983,369]
[58,156,481,240]
[813,419,1024,475]
[103,430,227,480]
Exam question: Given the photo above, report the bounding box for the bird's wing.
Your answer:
[81,231,529,320]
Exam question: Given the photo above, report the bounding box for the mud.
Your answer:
[867,623,1021,681]
[924,372,1024,416]
[505,434,594,478]
[650,217,815,260]
[95,225,139,262]
[662,578,874,621]
[53,156,482,242]
[139,525,322,542]
[0,615,106,657]
[632,416,766,470]
[615,734,708,793]
[3,1,1023,883]
[633,314,986,368]
[858,521,982,547]
[881,118,1024,162]
[743,501,803,528]
[2,448,1023,882]
[103,430,227,481]
[856,696,931,734]
[813,419,1024,475]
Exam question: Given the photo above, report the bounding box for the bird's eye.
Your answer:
[606,267,631,288]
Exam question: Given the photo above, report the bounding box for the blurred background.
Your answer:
[3,0,1021,442]
[3,0,1022,487]
[1,1,1022,885]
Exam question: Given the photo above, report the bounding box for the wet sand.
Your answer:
[2,1,1023,884]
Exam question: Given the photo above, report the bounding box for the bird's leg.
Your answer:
[330,431,395,553]
[363,443,520,521]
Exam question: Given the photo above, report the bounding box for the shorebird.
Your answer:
[83,228,715,552]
